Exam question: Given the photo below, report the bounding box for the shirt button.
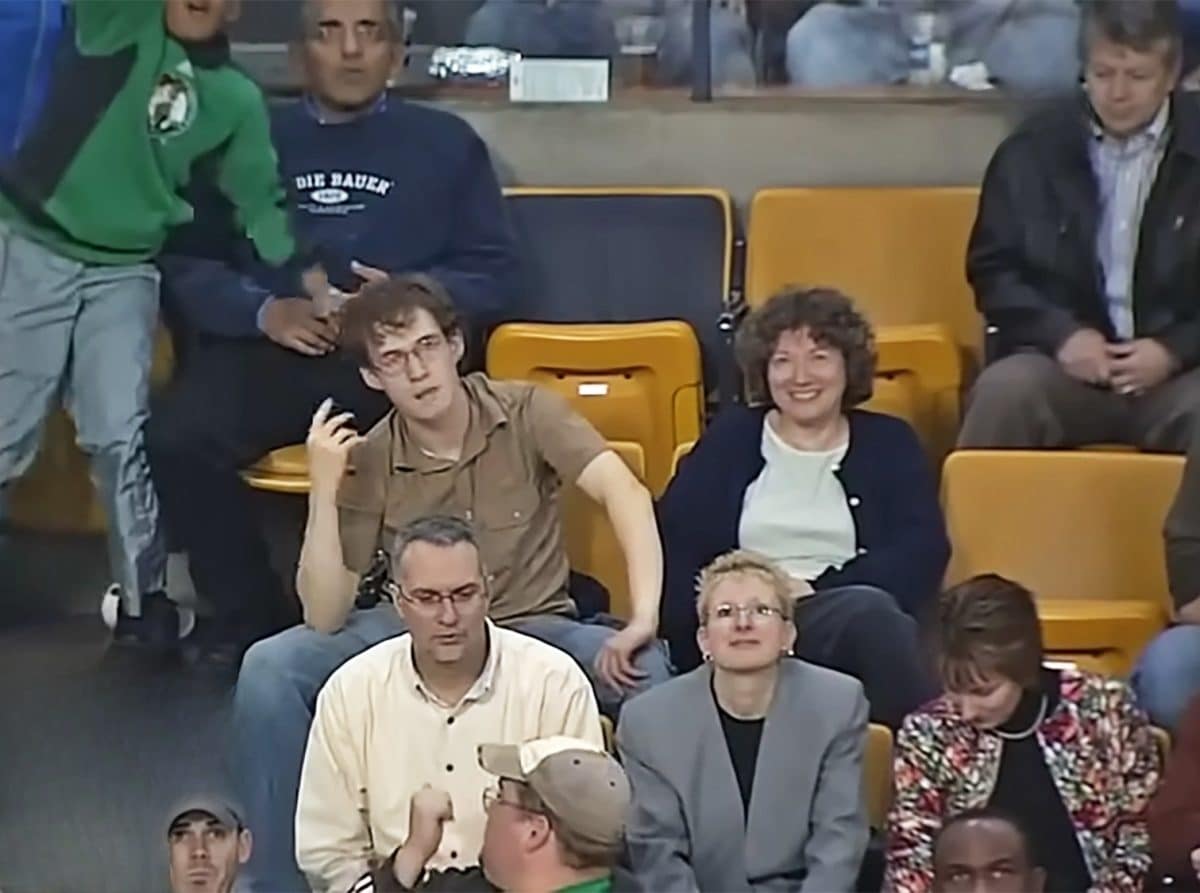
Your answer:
[848,496,861,507]
[446,763,454,772]
[450,851,458,860]
[857,547,868,555]
[447,716,455,726]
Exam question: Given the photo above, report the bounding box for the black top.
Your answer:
[714,689,766,816]
[967,91,1200,374]
[987,670,1092,893]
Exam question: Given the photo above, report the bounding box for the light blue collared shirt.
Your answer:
[1088,99,1171,340]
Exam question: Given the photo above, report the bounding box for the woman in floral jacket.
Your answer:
[885,574,1160,893]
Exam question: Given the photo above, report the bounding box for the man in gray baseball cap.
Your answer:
[351,736,639,893]
[167,795,253,893]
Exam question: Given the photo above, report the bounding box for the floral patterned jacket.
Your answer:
[884,670,1160,893]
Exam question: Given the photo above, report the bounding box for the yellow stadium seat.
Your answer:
[487,322,703,497]
[865,723,894,830]
[1044,652,1135,677]
[241,444,312,495]
[669,440,695,482]
[8,327,176,533]
[942,450,1179,675]
[563,440,646,620]
[1151,725,1171,766]
[502,186,734,384]
[600,715,615,755]
[745,187,981,457]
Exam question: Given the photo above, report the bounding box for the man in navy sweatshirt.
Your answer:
[146,0,519,661]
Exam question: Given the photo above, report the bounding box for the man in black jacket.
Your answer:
[958,0,1200,739]
[960,0,1197,453]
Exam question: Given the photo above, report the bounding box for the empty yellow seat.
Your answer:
[242,444,312,494]
[865,723,894,831]
[487,321,703,497]
[669,440,695,482]
[502,186,734,396]
[942,450,1179,674]
[562,440,646,619]
[745,187,981,457]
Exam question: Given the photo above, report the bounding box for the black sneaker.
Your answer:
[181,617,257,673]
[101,586,194,656]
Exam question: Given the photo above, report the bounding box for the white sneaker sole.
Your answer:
[100,584,196,640]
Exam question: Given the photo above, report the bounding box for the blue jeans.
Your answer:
[794,585,937,729]
[785,1,1079,92]
[231,604,671,892]
[1131,625,1200,733]
[0,223,164,613]
[656,5,756,88]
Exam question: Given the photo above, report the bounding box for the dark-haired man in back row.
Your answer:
[147,0,519,661]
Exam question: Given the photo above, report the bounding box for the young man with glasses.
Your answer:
[236,274,670,892]
[144,0,519,663]
[295,516,604,893]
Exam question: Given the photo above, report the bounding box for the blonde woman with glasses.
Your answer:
[617,550,869,892]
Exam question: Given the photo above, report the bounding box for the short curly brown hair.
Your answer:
[735,287,876,410]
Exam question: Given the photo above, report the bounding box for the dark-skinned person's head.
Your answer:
[932,807,1046,893]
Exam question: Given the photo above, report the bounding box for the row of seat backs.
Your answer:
[495,186,983,478]
[503,185,984,370]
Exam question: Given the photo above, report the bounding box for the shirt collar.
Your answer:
[403,620,503,709]
[303,91,388,125]
[555,876,613,893]
[389,374,510,472]
[1090,96,1171,148]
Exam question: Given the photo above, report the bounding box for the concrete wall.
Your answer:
[237,46,1032,210]
[439,95,1029,209]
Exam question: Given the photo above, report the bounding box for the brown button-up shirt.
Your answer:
[337,373,608,621]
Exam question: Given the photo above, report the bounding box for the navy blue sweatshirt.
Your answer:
[657,405,950,671]
[158,96,518,337]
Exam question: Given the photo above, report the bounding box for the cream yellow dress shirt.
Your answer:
[296,622,604,892]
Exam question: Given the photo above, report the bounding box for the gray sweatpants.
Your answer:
[0,222,165,614]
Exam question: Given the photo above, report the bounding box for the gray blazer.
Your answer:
[616,660,869,892]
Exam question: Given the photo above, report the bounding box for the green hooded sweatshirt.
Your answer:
[0,0,295,267]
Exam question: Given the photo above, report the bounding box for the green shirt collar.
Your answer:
[556,875,613,893]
